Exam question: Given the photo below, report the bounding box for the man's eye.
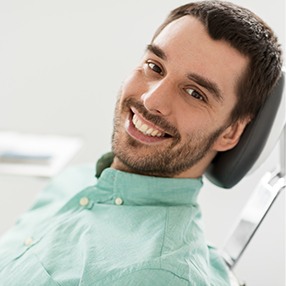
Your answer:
[147,61,163,75]
[185,88,205,101]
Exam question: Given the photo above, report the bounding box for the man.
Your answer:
[0,1,282,285]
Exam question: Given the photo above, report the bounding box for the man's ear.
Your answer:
[213,117,251,152]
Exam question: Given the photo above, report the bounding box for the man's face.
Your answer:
[112,16,249,178]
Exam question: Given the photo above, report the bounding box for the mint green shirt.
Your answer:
[0,164,230,285]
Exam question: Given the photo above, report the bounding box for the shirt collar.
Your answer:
[94,153,203,206]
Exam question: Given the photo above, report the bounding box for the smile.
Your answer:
[132,113,164,137]
[124,107,172,144]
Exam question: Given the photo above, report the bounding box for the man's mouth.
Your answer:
[132,113,165,137]
[125,107,172,144]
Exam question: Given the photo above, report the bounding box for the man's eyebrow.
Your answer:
[146,44,167,60]
[187,73,224,103]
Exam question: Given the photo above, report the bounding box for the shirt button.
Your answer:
[79,197,89,206]
[114,197,123,205]
[24,237,33,246]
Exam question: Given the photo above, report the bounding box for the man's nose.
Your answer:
[141,79,173,116]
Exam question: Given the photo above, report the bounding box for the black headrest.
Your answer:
[205,72,285,188]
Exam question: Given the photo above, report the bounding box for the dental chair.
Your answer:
[206,71,285,286]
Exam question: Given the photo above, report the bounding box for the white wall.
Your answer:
[0,1,284,285]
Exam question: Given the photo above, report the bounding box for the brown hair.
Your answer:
[152,1,283,122]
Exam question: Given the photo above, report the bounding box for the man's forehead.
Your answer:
[152,16,206,47]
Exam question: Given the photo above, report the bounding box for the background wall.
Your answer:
[0,1,284,285]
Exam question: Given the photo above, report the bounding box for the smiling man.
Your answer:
[0,1,282,286]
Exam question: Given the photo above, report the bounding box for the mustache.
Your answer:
[123,98,180,139]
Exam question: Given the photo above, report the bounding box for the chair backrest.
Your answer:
[205,71,285,188]
[209,70,286,269]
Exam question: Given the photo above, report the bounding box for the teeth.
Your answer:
[132,114,164,137]
[145,128,153,135]
[140,124,148,133]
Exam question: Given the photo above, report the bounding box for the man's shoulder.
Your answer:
[50,163,97,191]
[29,164,97,211]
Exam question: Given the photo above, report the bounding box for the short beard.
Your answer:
[112,96,226,177]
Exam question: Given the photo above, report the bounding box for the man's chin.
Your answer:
[112,144,181,178]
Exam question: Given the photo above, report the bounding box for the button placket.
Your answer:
[79,196,94,209]
[79,197,89,206]
[24,237,34,247]
[114,197,124,205]
[113,172,124,206]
